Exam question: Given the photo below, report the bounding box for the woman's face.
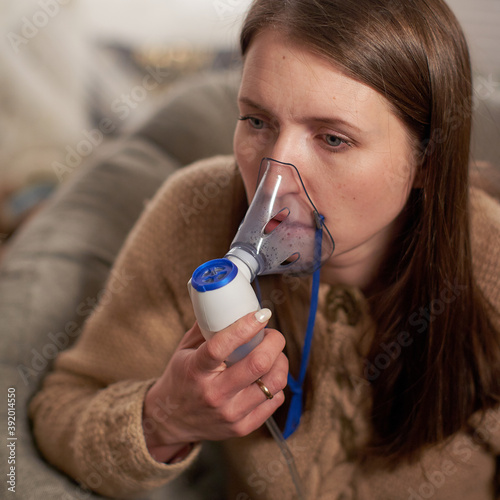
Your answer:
[233,29,418,287]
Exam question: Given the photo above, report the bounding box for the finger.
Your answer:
[220,328,287,395]
[229,351,289,415]
[209,349,289,426]
[195,309,272,372]
[201,372,287,439]
[230,390,286,438]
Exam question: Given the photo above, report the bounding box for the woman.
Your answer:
[30,0,500,498]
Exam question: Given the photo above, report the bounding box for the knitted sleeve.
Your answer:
[29,155,243,498]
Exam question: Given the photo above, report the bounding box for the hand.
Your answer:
[142,309,288,463]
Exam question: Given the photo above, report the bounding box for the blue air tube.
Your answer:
[283,214,323,439]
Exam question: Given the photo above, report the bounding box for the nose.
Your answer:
[258,158,303,198]
[264,127,311,195]
[266,127,303,166]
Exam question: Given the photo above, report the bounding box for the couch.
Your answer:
[0,69,240,500]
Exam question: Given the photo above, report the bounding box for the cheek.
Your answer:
[349,144,416,200]
[381,152,417,203]
[375,124,418,199]
[362,166,413,218]
[316,157,414,231]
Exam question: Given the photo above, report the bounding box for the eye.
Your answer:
[321,133,353,152]
[325,134,344,147]
[239,115,265,130]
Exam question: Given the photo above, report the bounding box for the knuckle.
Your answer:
[266,328,286,349]
[232,320,255,344]
[247,352,272,378]
[266,370,287,394]
[204,339,223,363]
[274,369,288,391]
[274,330,287,352]
[219,405,240,425]
[201,386,220,409]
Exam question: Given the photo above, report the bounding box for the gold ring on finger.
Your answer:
[255,378,273,400]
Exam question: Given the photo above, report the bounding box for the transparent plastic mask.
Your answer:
[226,158,335,279]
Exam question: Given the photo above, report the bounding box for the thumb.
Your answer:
[178,322,206,350]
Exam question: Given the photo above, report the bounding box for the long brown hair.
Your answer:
[240,0,500,464]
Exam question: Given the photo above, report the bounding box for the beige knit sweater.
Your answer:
[30,155,500,499]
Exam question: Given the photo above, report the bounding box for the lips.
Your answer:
[263,208,290,234]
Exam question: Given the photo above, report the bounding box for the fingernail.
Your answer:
[255,308,272,323]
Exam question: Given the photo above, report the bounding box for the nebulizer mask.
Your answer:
[188,158,334,499]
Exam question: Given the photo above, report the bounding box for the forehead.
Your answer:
[239,29,392,128]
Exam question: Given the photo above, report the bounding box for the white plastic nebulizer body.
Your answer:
[187,257,264,366]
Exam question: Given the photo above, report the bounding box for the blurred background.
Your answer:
[0,0,499,241]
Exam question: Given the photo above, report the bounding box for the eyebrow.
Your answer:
[238,95,362,135]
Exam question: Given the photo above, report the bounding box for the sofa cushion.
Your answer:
[0,69,240,500]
